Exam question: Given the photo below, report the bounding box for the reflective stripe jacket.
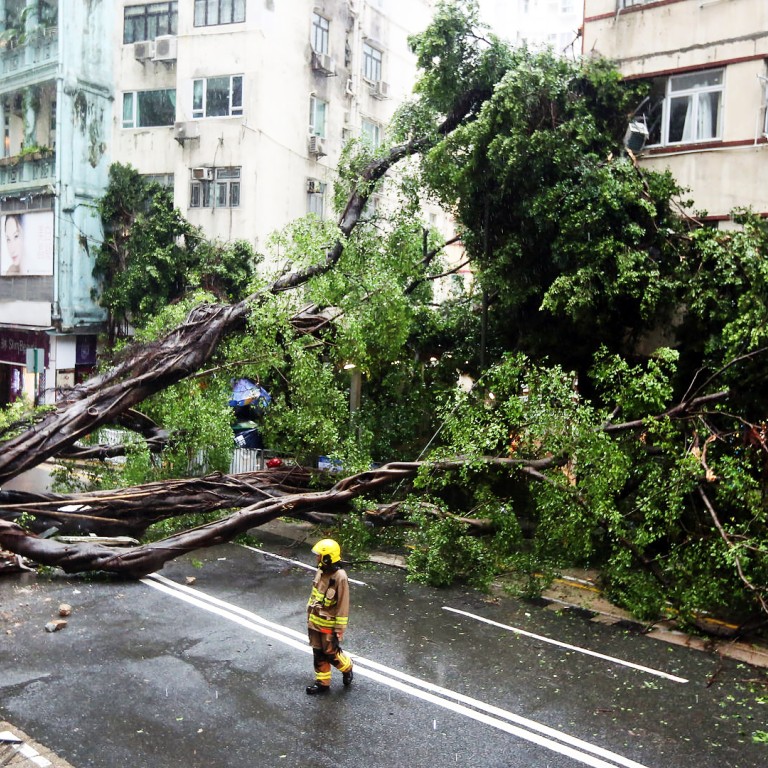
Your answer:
[307,566,350,634]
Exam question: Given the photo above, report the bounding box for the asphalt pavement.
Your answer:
[1,534,767,768]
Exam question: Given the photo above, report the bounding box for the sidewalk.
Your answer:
[0,723,75,768]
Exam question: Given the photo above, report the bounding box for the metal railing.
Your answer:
[0,27,58,77]
[88,428,266,474]
[0,153,55,189]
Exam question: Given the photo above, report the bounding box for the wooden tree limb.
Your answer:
[364,500,496,533]
[698,485,768,615]
[602,390,730,433]
[0,466,322,537]
[0,457,543,577]
[0,302,251,486]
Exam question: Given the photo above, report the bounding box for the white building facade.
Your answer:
[113,0,434,251]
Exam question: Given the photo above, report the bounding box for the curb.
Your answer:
[0,722,76,768]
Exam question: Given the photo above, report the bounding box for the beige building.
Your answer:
[582,0,768,223]
[114,0,436,254]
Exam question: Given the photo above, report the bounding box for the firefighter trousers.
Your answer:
[308,628,353,687]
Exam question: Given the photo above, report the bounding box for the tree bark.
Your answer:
[0,458,534,577]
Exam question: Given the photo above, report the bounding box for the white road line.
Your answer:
[443,606,688,684]
[142,574,653,768]
[239,543,368,586]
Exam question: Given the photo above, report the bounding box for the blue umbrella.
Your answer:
[228,378,271,410]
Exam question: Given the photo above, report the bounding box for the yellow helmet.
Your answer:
[312,538,342,566]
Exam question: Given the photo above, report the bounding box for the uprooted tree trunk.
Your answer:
[0,389,735,579]
[0,465,325,538]
[0,459,522,577]
[0,98,492,571]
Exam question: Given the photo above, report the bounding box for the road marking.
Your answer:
[442,606,688,684]
[143,573,653,768]
[239,543,368,586]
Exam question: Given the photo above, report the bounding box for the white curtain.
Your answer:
[681,96,694,142]
[697,93,715,140]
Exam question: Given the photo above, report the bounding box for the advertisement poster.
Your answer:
[0,211,55,276]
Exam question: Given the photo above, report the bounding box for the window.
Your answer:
[362,43,383,83]
[142,173,175,188]
[312,13,330,54]
[667,70,722,144]
[190,167,240,208]
[124,2,178,44]
[637,69,723,146]
[307,181,327,218]
[122,90,176,128]
[192,76,243,118]
[194,0,245,27]
[361,118,382,149]
[309,95,327,138]
[763,82,768,136]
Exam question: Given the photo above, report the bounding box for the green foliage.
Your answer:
[591,346,679,419]
[405,500,498,590]
[409,0,512,117]
[259,340,349,464]
[0,398,34,441]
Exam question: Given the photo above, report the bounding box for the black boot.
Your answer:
[342,669,354,687]
[306,682,330,695]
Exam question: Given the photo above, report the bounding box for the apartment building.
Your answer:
[0,0,434,406]
[582,0,768,222]
[0,0,110,405]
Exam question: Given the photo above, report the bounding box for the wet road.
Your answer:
[1,536,766,767]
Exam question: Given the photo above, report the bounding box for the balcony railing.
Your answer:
[0,26,58,79]
[0,152,55,190]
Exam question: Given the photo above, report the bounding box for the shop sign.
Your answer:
[0,329,50,366]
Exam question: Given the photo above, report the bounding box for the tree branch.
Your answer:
[698,486,768,615]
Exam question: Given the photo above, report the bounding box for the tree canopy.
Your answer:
[1,0,767,637]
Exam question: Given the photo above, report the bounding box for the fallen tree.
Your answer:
[1,2,767,634]
[0,460,475,577]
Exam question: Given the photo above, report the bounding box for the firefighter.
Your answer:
[306,538,354,694]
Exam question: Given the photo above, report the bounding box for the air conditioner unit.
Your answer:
[134,40,155,61]
[623,118,649,152]
[370,80,389,100]
[345,78,355,96]
[153,35,177,62]
[174,121,200,143]
[192,167,214,181]
[308,135,326,157]
[307,178,322,194]
[311,52,335,76]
